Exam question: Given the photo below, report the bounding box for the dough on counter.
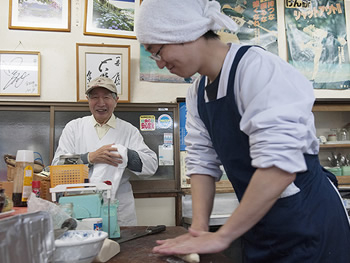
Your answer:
[175,253,200,263]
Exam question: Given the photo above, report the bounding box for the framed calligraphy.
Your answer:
[76,43,130,102]
[84,0,140,39]
[0,51,41,96]
[9,0,71,32]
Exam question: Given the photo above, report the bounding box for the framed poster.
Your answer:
[76,43,130,102]
[9,0,71,32]
[285,0,350,90]
[0,51,40,96]
[84,0,140,39]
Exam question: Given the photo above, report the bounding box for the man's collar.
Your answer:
[92,114,116,128]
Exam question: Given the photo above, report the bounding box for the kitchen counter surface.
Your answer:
[108,226,232,263]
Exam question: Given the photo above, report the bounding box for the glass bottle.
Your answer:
[12,150,34,207]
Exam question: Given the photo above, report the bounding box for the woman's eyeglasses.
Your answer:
[149,45,164,61]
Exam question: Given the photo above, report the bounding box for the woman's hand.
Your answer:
[152,227,231,255]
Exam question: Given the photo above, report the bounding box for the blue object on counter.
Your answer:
[59,194,120,238]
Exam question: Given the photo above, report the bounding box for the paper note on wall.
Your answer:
[158,144,174,166]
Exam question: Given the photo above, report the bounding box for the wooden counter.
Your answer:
[108,226,232,263]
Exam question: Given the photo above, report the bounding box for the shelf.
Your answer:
[320,144,350,148]
[337,176,350,185]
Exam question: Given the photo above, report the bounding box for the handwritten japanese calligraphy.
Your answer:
[85,53,122,94]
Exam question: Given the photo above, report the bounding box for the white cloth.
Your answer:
[135,0,239,44]
[185,44,319,181]
[52,115,158,226]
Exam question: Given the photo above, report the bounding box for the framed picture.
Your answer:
[84,0,140,39]
[0,51,41,96]
[76,43,130,102]
[9,0,71,32]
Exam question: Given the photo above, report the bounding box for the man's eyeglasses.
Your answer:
[149,45,164,61]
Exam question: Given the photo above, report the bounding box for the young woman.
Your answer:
[135,0,350,262]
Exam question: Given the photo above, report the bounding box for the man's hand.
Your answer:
[88,144,123,167]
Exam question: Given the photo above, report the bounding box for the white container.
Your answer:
[16,150,34,163]
[53,230,108,263]
[82,218,103,231]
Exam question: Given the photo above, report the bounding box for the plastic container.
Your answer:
[82,217,103,231]
[341,166,350,176]
[50,164,89,188]
[326,167,342,176]
[12,150,34,207]
[101,200,120,238]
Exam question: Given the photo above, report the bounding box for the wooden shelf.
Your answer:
[320,144,350,148]
[337,176,350,185]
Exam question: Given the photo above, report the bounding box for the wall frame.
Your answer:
[8,0,71,32]
[84,0,139,39]
[76,43,130,102]
[0,51,40,96]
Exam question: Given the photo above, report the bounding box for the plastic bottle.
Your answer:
[12,150,34,207]
[32,181,41,198]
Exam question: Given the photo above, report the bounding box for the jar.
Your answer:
[59,202,74,217]
[338,128,349,141]
[328,131,337,142]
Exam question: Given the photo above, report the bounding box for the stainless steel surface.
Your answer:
[58,154,83,165]
[0,211,54,263]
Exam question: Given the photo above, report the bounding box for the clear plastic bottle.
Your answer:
[12,150,34,207]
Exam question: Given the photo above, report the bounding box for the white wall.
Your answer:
[1,1,350,103]
[0,0,189,103]
[135,197,176,226]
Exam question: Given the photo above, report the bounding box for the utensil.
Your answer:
[113,225,166,243]
[54,218,78,240]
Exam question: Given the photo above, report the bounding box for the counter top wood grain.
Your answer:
[107,226,232,263]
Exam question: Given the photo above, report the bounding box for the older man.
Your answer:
[52,76,158,226]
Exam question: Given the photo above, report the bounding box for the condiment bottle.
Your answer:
[32,181,41,198]
[12,150,34,207]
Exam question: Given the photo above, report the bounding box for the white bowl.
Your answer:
[53,230,108,263]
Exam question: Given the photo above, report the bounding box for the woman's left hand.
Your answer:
[152,227,231,255]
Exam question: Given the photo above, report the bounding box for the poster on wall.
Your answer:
[216,0,279,55]
[140,45,199,83]
[84,0,139,39]
[9,0,71,32]
[285,0,350,90]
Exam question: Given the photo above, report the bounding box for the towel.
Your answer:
[135,0,239,44]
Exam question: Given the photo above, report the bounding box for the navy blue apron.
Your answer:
[197,46,350,262]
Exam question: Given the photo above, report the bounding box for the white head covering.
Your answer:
[135,0,239,44]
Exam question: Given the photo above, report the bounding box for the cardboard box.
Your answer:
[0,181,13,199]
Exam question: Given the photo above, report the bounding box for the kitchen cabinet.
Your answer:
[313,99,350,186]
